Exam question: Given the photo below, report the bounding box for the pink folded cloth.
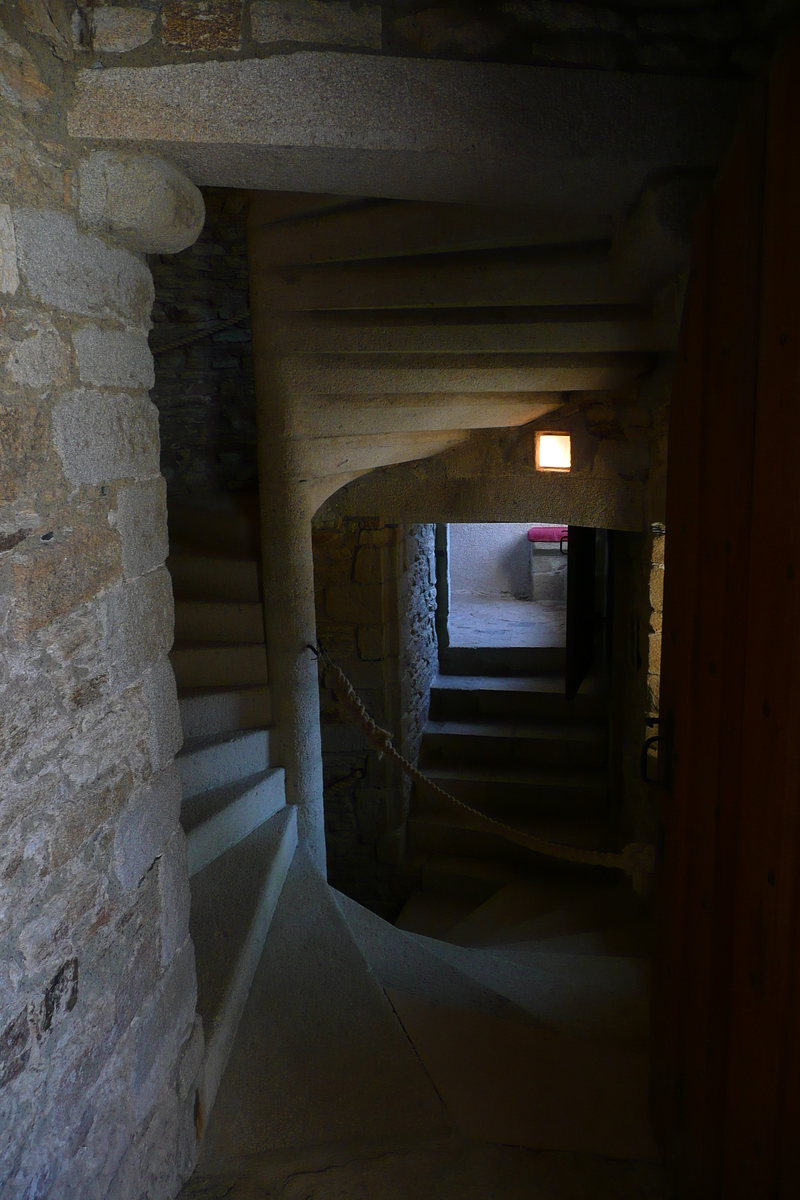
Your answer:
[527,525,568,543]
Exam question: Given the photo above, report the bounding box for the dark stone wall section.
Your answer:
[149,189,257,499]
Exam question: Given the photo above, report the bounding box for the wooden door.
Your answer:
[652,33,800,1199]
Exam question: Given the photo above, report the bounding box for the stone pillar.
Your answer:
[255,402,327,871]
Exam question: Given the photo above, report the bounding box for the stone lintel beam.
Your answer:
[322,459,645,532]
[69,54,743,212]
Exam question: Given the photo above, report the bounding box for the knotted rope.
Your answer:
[311,643,654,895]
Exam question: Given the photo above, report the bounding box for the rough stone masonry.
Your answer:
[0,6,205,1196]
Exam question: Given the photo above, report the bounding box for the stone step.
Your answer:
[261,243,630,312]
[183,767,286,877]
[445,877,628,949]
[276,350,649,397]
[178,685,272,739]
[251,200,610,267]
[407,812,617,874]
[419,719,607,770]
[414,853,517,904]
[168,494,260,559]
[170,642,268,689]
[428,674,606,722]
[415,764,608,818]
[191,805,298,1124]
[438,645,566,676]
[197,849,450,1169]
[174,600,265,644]
[336,890,650,1049]
[177,729,271,800]
[167,552,261,603]
[272,307,667,356]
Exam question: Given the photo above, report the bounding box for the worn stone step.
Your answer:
[183,767,286,877]
[414,853,519,903]
[445,877,629,949]
[177,729,271,800]
[428,674,606,722]
[276,350,649,396]
[415,764,608,818]
[178,685,272,740]
[191,805,298,1125]
[167,552,261,603]
[168,494,260,559]
[407,812,617,873]
[261,243,631,311]
[251,200,610,267]
[170,642,268,689]
[198,848,450,1169]
[419,719,606,770]
[336,890,650,1049]
[174,600,265,644]
[438,645,566,676]
[272,307,666,356]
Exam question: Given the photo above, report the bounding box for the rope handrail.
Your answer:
[311,642,655,895]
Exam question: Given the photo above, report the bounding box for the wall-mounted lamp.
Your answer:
[535,432,571,472]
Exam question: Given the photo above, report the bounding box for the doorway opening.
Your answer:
[443,521,567,651]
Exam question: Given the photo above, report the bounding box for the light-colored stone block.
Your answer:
[114,764,183,892]
[107,566,175,686]
[13,208,154,327]
[251,0,382,48]
[92,6,155,53]
[73,325,155,389]
[116,476,169,579]
[0,204,19,293]
[6,321,70,389]
[51,389,160,485]
[79,151,205,255]
[142,657,184,770]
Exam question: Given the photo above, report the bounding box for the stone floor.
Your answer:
[448,596,566,648]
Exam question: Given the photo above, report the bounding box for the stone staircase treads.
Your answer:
[198,849,451,1168]
[408,811,618,870]
[429,673,606,721]
[191,805,298,1122]
[177,728,271,800]
[438,645,566,675]
[183,767,286,877]
[417,764,608,818]
[174,600,265,643]
[170,642,269,689]
[420,718,606,769]
[333,890,518,1020]
[178,685,272,739]
[167,553,261,603]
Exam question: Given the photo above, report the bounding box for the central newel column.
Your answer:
[255,403,327,872]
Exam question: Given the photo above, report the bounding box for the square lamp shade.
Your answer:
[535,432,571,472]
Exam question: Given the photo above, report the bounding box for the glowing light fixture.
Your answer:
[536,432,571,472]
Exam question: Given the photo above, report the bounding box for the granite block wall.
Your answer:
[0,7,200,1195]
[149,189,256,499]
[70,0,800,80]
[314,516,437,917]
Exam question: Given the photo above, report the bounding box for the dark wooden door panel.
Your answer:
[565,525,596,701]
[652,31,800,1200]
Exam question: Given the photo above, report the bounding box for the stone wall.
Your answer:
[149,189,256,499]
[71,0,800,79]
[0,8,201,1196]
[314,516,436,917]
